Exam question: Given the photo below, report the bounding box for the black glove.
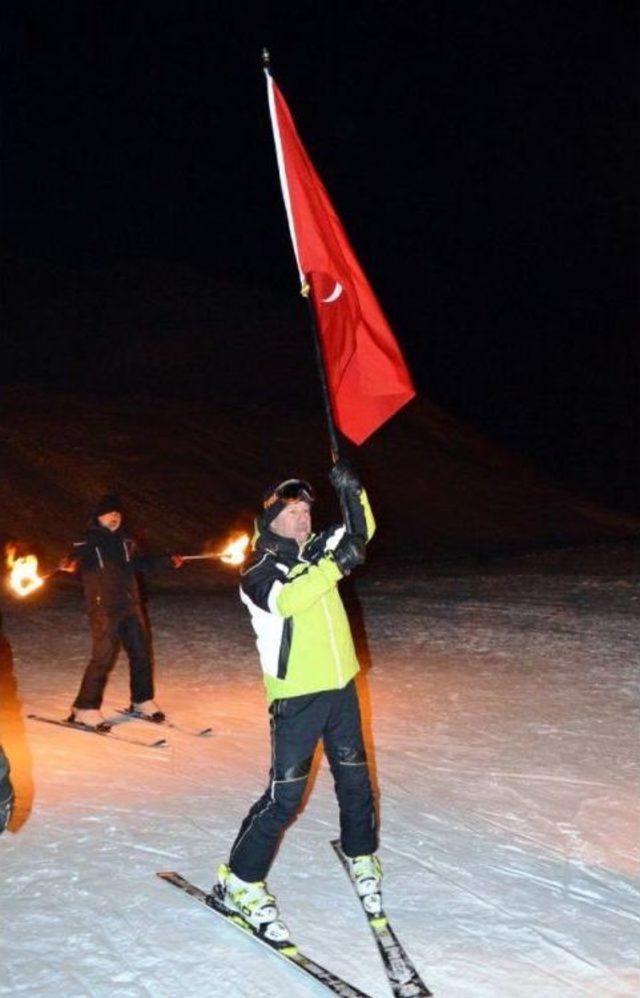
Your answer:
[332,533,366,575]
[329,459,361,494]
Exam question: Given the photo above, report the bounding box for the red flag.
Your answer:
[266,72,416,445]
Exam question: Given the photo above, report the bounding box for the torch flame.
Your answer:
[218,533,249,566]
[6,545,45,598]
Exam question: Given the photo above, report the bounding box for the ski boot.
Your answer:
[68,708,111,732]
[216,864,290,944]
[346,853,383,915]
[131,700,165,723]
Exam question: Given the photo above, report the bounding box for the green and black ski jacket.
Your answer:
[239,489,375,704]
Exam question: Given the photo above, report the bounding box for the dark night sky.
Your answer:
[3,2,638,511]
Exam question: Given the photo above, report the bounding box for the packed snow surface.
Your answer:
[1,563,638,997]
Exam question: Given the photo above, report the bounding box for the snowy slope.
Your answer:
[1,560,638,997]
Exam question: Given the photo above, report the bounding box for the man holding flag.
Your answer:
[212,56,417,940]
[167,57,430,996]
[217,462,380,942]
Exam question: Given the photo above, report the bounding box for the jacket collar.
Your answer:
[88,522,125,539]
[255,524,312,562]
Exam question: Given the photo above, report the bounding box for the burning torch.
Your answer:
[179,533,250,567]
[5,545,50,598]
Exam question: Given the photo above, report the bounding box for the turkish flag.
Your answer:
[266,73,416,445]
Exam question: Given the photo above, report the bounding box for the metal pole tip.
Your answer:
[261,48,271,69]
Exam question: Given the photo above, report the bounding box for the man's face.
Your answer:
[270,501,311,544]
[98,511,122,531]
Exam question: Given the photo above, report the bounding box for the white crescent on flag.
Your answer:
[321,282,343,303]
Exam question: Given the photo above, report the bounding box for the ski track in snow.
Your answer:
[0,570,638,997]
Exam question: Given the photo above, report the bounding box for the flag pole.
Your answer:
[262,47,341,465]
[303,283,342,464]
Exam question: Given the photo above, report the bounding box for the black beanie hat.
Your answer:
[95,493,122,517]
[261,479,314,528]
[261,495,287,529]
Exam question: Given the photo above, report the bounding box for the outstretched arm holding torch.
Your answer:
[60,494,185,730]
[54,497,250,730]
[177,534,249,566]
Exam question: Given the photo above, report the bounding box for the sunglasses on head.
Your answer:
[263,479,315,509]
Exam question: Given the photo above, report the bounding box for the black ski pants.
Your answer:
[73,608,154,710]
[229,679,377,882]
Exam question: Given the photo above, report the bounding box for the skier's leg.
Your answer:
[228,692,330,883]
[0,747,14,834]
[118,611,154,706]
[324,680,377,858]
[72,611,119,710]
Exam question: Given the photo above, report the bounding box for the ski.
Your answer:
[27,714,167,748]
[157,871,372,998]
[115,708,213,737]
[331,841,432,998]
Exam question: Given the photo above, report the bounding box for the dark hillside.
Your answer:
[1,386,635,573]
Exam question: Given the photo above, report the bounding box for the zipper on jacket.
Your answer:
[95,547,104,569]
